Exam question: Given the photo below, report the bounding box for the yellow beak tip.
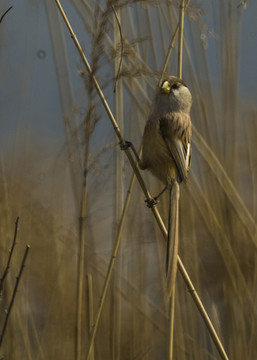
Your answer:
[161,87,170,94]
[161,81,170,94]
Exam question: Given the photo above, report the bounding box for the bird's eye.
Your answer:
[171,83,179,90]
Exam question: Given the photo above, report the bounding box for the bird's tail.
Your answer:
[166,180,180,297]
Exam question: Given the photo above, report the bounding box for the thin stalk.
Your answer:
[160,23,179,85]
[76,113,91,360]
[0,245,30,348]
[0,6,13,23]
[168,0,186,356]
[54,2,229,359]
[168,288,176,360]
[87,274,94,360]
[0,217,19,292]
[177,0,185,79]
[112,6,124,359]
[112,5,123,93]
[159,0,190,84]
[167,182,180,359]
[91,251,167,334]
[86,173,136,360]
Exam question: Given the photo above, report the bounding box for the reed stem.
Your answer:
[86,174,136,360]
[178,0,185,79]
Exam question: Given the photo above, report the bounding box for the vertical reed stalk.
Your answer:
[159,0,190,84]
[87,274,94,360]
[168,286,176,360]
[169,1,186,358]
[177,0,185,79]
[76,113,91,360]
[112,6,124,359]
[86,174,136,360]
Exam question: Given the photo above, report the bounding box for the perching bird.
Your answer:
[139,76,192,296]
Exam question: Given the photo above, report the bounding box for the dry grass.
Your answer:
[0,0,256,359]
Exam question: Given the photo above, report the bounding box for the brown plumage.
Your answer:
[139,76,192,296]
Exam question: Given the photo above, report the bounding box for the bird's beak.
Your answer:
[161,81,170,94]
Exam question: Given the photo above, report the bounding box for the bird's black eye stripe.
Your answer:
[171,83,180,90]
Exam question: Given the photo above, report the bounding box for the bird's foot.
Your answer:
[119,141,140,162]
[145,197,158,208]
[119,140,132,151]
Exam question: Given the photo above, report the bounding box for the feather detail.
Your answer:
[159,113,191,183]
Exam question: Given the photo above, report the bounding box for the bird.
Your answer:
[139,76,192,296]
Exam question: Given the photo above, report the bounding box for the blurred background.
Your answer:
[0,0,256,359]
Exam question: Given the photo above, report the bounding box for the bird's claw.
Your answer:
[119,141,132,151]
[145,197,158,208]
[120,141,141,162]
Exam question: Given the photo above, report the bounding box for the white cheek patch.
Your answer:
[172,85,189,97]
[172,88,180,97]
[178,85,190,96]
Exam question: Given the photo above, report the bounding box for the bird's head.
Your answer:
[159,76,192,113]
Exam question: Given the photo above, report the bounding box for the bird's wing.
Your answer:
[159,113,191,182]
